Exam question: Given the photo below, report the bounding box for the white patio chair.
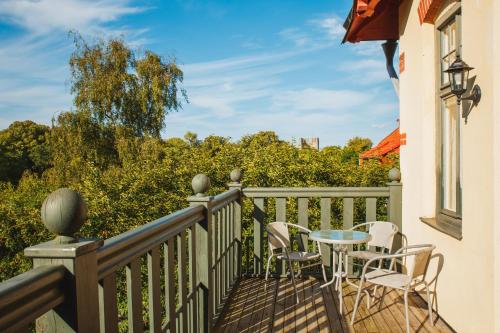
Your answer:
[265,222,327,304]
[350,244,436,333]
[346,221,399,269]
[345,221,399,306]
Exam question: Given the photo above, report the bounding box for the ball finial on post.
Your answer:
[230,168,242,183]
[41,188,87,244]
[192,174,211,197]
[388,168,401,183]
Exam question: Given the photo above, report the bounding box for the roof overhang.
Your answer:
[342,0,400,43]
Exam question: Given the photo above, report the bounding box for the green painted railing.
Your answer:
[0,168,401,333]
[241,179,403,277]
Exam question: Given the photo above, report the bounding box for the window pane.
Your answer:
[441,97,459,212]
[440,19,457,85]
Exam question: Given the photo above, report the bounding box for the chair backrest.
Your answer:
[402,245,435,280]
[367,221,398,251]
[266,222,290,251]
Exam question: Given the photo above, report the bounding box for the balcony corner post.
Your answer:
[387,168,403,251]
[228,168,243,278]
[24,188,102,333]
[188,174,214,333]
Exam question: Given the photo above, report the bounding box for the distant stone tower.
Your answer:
[300,137,319,150]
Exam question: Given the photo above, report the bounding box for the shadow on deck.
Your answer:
[215,277,454,333]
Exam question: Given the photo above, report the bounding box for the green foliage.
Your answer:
[69,34,186,137]
[0,121,51,183]
[0,126,397,282]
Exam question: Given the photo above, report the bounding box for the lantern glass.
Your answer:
[450,69,467,95]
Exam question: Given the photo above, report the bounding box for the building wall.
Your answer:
[398,0,497,331]
[493,1,500,331]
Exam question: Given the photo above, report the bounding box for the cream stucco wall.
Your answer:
[493,1,500,332]
[398,0,498,332]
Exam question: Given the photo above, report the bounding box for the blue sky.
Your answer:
[0,0,398,147]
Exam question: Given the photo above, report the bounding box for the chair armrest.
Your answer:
[394,244,435,254]
[348,222,373,231]
[283,223,312,234]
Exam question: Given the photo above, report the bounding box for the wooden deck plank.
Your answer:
[339,282,368,333]
[219,278,254,333]
[257,278,278,333]
[245,274,268,332]
[282,278,296,332]
[293,278,308,333]
[350,284,394,333]
[213,277,455,333]
[385,288,423,332]
[235,278,262,332]
[271,278,287,333]
[321,281,346,333]
[312,279,330,332]
[303,277,320,332]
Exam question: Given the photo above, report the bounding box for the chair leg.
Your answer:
[264,255,273,291]
[287,258,299,304]
[424,282,434,326]
[364,289,372,308]
[378,286,387,311]
[350,278,364,325]
[321,262,327,283]
[404,290,410,333]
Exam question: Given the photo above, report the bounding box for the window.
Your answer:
[421,6,462,239]
[440,96,461,215]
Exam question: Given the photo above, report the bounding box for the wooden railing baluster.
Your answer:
[178,231,188,333]
[343,198,354,275]
[214,210,220,312]
[126,257,143,333]
[276,197,287,276]
[99,272,119,333]
[320,197,332,269]
[366,198,377,222]
[297,198,309,252]
[225,206,230,294]
[147,246,162,333]
[166,238,176,333]
[189,226,198,333]
[253,198,265,276]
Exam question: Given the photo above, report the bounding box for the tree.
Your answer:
[184,131,200,147]
[346,136,373,154]
[69,34,187,137]
[0,121,51,183]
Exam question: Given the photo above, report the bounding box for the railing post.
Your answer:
[188,174,214,333]
[387,168,403,252]
[228,169,243,279]
[24,188,102,332]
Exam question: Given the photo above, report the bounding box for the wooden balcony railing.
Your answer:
[0,168,402,333]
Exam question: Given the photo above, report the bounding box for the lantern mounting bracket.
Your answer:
[460,84,481,123]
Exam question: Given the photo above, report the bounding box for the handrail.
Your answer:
[97,205,205,279]
[0,265,66,332]
[242,186,390,198]
[211,188,240,212]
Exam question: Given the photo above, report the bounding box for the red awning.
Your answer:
[342,0,400,43]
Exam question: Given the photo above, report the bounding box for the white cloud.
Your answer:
[310,15,345,41]
[0,0,148,129]
[272,88,371,111]
[338,59,388,84]
[0,0,145,35]
[278,28,310,47]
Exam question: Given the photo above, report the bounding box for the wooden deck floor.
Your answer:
[215,277,454,333]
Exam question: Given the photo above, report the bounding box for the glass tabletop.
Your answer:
[309,230,371,245]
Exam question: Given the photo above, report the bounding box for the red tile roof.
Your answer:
[360,127,400,160]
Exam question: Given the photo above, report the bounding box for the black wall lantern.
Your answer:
[444,55,481,122]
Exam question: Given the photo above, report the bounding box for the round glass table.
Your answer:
[309,230,371,314]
